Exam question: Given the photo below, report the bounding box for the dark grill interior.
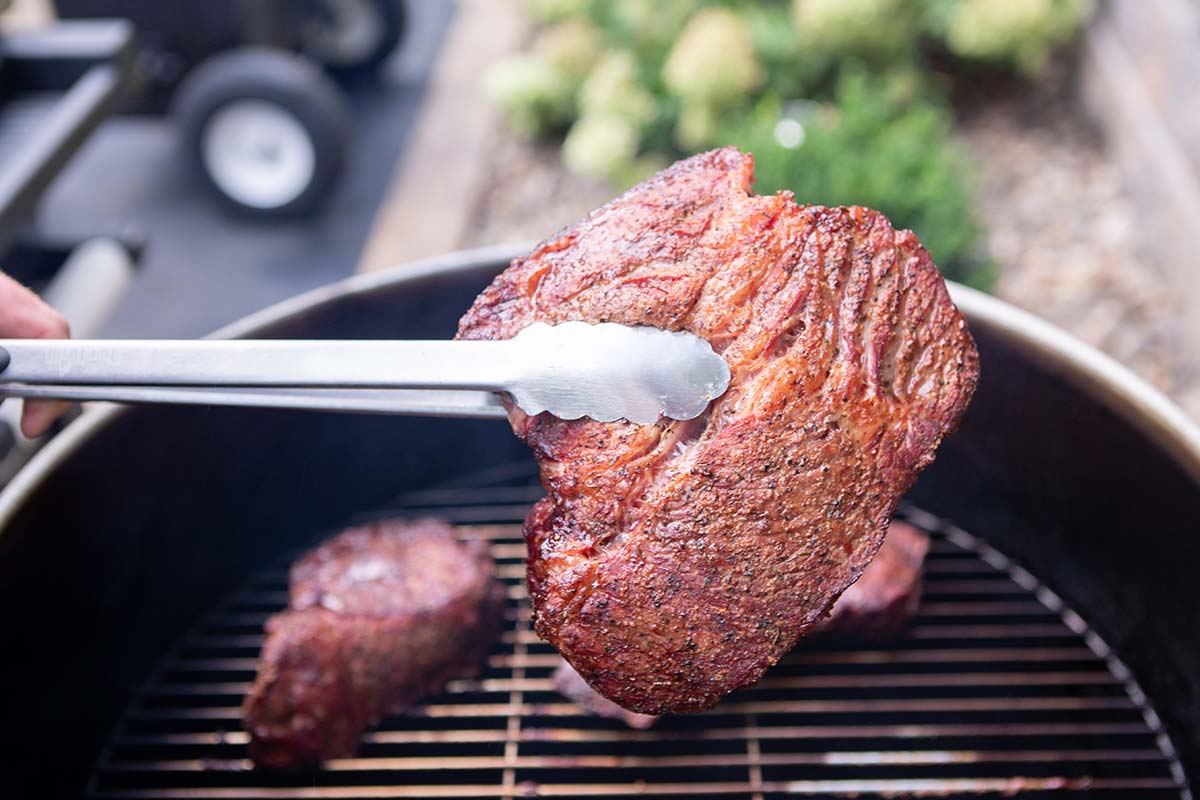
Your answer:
[88,465,1190,800]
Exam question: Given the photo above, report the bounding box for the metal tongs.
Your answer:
[0,322,730,424]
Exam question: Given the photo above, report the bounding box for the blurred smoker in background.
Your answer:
[54,0,407,218]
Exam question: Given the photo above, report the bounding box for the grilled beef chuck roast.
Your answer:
[458,147,979,714]
[243,518,505,770]
[555,519,931,726]
[810,519,930,640]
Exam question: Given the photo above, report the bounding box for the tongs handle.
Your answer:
[0,339,515,389]
[0,324,731,424]
[0,339,515,418]
[0,383,508,418]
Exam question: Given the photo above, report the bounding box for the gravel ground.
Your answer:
[958,93,1200,419]
[464,132,612,249]
[466,91,1199,419]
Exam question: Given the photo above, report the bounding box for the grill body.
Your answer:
[0,245,1197,796]
[88,493,1189,798]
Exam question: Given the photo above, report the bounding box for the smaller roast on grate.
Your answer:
[555,520,931,727]
[242,518,505,770]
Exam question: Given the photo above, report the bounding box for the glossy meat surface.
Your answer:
[458,147,979,713]
[243,519,505,769]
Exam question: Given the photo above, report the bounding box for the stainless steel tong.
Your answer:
[0,322,731,424]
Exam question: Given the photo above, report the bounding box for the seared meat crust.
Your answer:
[458,147,978,713]
[555,519,931,726]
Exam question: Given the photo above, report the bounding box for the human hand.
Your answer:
[0,272,70,437]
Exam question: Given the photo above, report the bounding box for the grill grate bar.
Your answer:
[175,638,1105,669]
[103,747,1174,774]
[126,695,1141,724]
[103,753,1171,777]
[501,595,530,800]
[176,620,1082,653]
[145,670,1125,697]
[111,720,1164,749]
[488,646,1105,670]
[91,501,1189,800]
[905,622,1078,639]
[90,776,1187,798]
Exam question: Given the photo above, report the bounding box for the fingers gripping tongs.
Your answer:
[0,322,730,424]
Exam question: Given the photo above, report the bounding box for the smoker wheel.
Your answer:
[173,47,350,218]
[291,0,407,73]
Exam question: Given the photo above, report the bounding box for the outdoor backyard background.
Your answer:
[5,0,1198,417]
[364,0,1200,420]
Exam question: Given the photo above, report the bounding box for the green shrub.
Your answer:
[791,0,921,60]
[562,114,641,182]
[743,4,820,99]
[588,0,708,66]
[579,50,657,130]
[533,18,604,88]
[924,0,1095,74]
[522,0,591,25]
[485,54,574,139]
[486,0,1096,290]
[721,70,991,287]
[662,8,764,110]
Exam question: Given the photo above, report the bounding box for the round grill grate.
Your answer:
[89,471,1190,799]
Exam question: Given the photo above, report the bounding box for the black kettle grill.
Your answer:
[0,245,1196,798]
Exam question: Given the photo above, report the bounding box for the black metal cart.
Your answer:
[56,0,408,218]
[0,18,143,471]
[0,18,138,254]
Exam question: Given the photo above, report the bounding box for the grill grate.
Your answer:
[89,471,1190,799]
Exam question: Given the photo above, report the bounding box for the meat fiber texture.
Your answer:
[243,518,505,769]
[457,147,979,714]
[554,519,931,727]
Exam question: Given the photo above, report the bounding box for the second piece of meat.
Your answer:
[553,659,660,729]
[243,518,506,770]
[810,519,930,640]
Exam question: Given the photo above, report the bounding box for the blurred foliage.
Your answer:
[662,8,764,108]
[486,0,1096,288]
[533,17,604,88]
[523,0,591,25]
[563,114,640,180]
[792,0,921,61]
[485,54,574,139]
[723,70,989,287]
[579,51,657,130]
[925,0,1094,75]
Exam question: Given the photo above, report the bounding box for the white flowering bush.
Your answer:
[927,0,1094,74]
[486,0,1096,288]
